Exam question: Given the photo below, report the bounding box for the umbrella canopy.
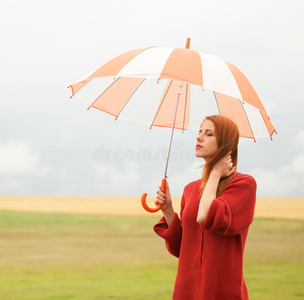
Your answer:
[69,39,276,140]
[68,38,276,212]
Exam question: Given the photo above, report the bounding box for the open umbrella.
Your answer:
[68,38,276,213]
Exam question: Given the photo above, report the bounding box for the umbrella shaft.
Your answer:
[164,82,183,179]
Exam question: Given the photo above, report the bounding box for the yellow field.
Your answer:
[0,196,303,220]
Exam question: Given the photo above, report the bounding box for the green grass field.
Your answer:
[0,211,303,300]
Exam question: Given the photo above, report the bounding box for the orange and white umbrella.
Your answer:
[68,38,276,212]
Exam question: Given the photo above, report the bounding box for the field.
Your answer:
[0,197,303,299]
[0,196,303,219]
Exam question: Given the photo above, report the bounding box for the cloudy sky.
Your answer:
[1,0,303,197]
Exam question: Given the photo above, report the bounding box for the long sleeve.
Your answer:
[203,174,256,236]
[153,193,186,258]
[153,213,182,257]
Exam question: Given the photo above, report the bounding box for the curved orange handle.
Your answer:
[141,179,167,213]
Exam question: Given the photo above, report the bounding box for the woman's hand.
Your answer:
[154,181,175,226]
[154,180,173,212]
[211,151,236,179]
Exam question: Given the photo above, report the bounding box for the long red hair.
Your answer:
[200,115,239,197]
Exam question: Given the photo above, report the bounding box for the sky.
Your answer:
[0,0,304,198]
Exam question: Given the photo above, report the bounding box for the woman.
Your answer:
[153,115,256,300]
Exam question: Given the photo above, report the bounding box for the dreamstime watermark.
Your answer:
[93,139,195,163]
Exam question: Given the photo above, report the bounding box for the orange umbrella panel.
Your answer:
[151,80,191,130]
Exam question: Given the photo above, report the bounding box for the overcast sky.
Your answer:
[1,0,304,197]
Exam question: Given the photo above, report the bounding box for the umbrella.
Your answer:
[68,38,276,213]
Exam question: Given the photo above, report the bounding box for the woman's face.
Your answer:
[195,119,218,161]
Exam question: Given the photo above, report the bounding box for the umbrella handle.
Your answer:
[141,179,167,213]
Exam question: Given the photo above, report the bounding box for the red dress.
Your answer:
[154,172,256,300]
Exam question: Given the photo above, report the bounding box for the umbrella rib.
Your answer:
[213,91,221,114]
[150,80,173,128]
[115,78,146,120]
[240,100,256,142]
[88,77,122,110]
[182,84,189,131]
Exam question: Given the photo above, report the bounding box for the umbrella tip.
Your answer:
[185,37,191,49]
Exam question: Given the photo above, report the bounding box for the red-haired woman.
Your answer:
[154,115,256,300]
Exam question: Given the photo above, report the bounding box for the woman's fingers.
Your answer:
[154,193,166,205]
[155,183,166,205]
[226,153,233,168]
[156,190,165,198]
[218,152,235,177]
[154,197,164,205]
[155,180,172,208]
[158,182,165,193]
